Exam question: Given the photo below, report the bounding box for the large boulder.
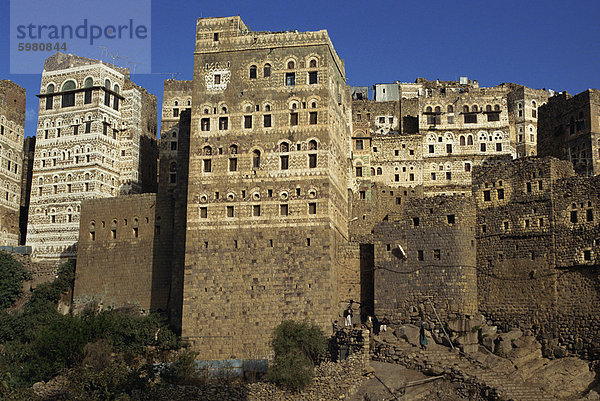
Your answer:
[394,324,420,346]
[500,328,523,342]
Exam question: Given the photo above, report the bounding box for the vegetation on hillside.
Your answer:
[0,251,31,309]
[0,258,181,400]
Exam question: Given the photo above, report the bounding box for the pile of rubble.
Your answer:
[373,315,598,400]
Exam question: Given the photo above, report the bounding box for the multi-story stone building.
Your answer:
[181,16,351,359]
[538,89,600,176]
[0,80,26,246]
[27,53,158,260]
[349,79,548,197]
[158,79,192,330]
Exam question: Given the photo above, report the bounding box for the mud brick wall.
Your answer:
[74,193,173,312]
[374,195,477,324]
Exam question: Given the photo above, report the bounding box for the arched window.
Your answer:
[61,80,76,107]
[494,104,500,111]
[84,78,93,88]
[467,135,473,145]
[434,106,441,113]
[308,140,317,150]
[203,145,212,155]
[460,136,466,146]
[463,105,469,113]
[174,100,179,106]
[221,106,227,114]
[263,63,271,77]
[253,150,261,168]
[425,106,432,113]
[229,144,238,154]
[447,105,454,113]
[309,59,317,68]
[532,100,537,108]
[287,60,295,69]
[105,79,110,89]
[371,167,375,176]
[249,65,257,79]
[486,105,492,112]
[280,142,289,152]
[311,101,317,108]
[265,104,271,111]
[472,105,478,112]
[113,84,120,94]
[377,167,382,175]
[47,83,55,94]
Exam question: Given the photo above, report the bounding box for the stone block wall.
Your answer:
[183,225,341,359]
[373,195,477,324]
[74,193,173,312]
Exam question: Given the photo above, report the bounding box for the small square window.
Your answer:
[264,114,272,128]
[280,155,289,170]
[308,202,317,214]
[280,204,288,216]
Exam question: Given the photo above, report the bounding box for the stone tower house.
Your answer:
[27,53,157,260]
[0,80,26,246]
[181,16,352,359]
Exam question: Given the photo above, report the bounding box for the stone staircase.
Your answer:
[372,335,561,400]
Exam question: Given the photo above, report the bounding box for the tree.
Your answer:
[0,251,31,309]
[266,320,327,391]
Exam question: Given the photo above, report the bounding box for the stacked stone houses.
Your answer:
[26,53,158,260]
[1,16,597,361]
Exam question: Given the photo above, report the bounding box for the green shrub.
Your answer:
[0,259,180,389]
[0,251,31,309]
[162,349,207,386]
[266,320,327,391]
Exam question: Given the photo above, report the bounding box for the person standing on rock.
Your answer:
[419,321,428,350]
[380,317,389,333]
[344,305,353,327]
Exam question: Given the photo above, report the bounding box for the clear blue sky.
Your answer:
[1,0,599,138]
